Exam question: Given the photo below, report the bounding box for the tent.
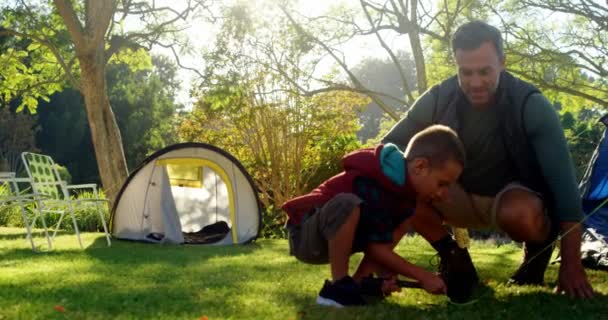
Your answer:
[578,115,608,270]
[110,143,262,245]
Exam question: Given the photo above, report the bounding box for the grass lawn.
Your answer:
[1,227,607,320]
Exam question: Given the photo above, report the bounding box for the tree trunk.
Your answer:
[409,0,427,94]
[79,49,128,204]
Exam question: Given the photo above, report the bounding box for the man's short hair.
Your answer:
[404,125,465,168]
[452,20,504,59]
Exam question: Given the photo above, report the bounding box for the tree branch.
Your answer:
[53,0,86,49]
[0,28,80,90]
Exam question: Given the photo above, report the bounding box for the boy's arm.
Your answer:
[363,242,446,294]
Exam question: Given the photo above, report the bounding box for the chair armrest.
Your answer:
[0,172,16,179]
[32,181,64,187]
[0,194,38,204]
[65,184,97,190]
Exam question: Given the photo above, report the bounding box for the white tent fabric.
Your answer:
[111,143,261,245]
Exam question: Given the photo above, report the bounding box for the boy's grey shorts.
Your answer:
[287,193,362,264]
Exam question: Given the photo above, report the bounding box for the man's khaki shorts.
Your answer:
[433,182,540,229]
[287,193,362,264]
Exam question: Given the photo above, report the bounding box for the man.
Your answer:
[383,20,594,299]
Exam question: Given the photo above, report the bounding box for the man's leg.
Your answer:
[402,200,479,303]
[407,200,451,242]
[495,188,550,243]
[494,186,556,284]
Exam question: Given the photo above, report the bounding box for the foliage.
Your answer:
[560,109,605,180]
[0,108,38,173]
[180,86,364,237]
[0,7,67,113]
[108,55,182,170]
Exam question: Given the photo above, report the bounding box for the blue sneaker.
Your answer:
[316,276,366,307]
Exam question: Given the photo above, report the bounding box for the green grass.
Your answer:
[1,227,607,320]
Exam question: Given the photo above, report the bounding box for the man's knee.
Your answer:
[496,189,549,242]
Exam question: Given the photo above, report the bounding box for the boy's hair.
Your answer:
[404,125,465,168]
[451,20,504,59]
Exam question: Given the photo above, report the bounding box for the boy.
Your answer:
[282,125,476,307]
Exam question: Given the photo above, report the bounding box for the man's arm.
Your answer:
[382,90,436,150]
[524,94,594,298]
[557,222,594,298]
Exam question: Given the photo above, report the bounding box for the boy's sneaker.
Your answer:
[359,275,388,298]
[316,276,366,307]
[439,246,479,303]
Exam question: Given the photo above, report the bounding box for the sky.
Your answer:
[150,0,404,109]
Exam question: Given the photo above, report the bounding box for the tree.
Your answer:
[274,0,474,120]
[491,0,608,108]
[180,3,367,235]
[0,0,207,202]
[351,52,417,142]
[35,55,183,183]
[0,108,38,173]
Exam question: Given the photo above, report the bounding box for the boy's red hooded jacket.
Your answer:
[282,144,417,225]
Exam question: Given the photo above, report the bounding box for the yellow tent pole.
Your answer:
[156,158,238,244]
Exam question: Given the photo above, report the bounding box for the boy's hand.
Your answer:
[420,272,447,295]
[380,276,401,295]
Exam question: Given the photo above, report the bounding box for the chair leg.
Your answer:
[52,211,66,241]
[17,200,36,251]
[67,203,83,249]
[95,200,111,247]
[38,210,53,250]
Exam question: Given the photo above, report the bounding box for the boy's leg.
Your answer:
[294,193,366,307]
[328,205,360,280]
[288,193,361,266]
[353,220,410,280]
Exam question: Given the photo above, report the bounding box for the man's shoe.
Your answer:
[439,246,479,303]
[509,241,555,285]
[316,276,366,307]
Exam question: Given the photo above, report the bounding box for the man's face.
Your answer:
[454,41,505,109]
[410,159,463,203]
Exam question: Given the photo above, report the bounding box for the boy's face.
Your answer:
[410,158,463,203]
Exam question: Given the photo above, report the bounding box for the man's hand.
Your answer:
[557,222,594,298]
[556,259,594,298]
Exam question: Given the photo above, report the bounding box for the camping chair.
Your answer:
[21,152,111,248]
[0,172,53,251]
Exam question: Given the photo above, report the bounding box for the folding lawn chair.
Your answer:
[0,171,53,251]
[21,152,111,248]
